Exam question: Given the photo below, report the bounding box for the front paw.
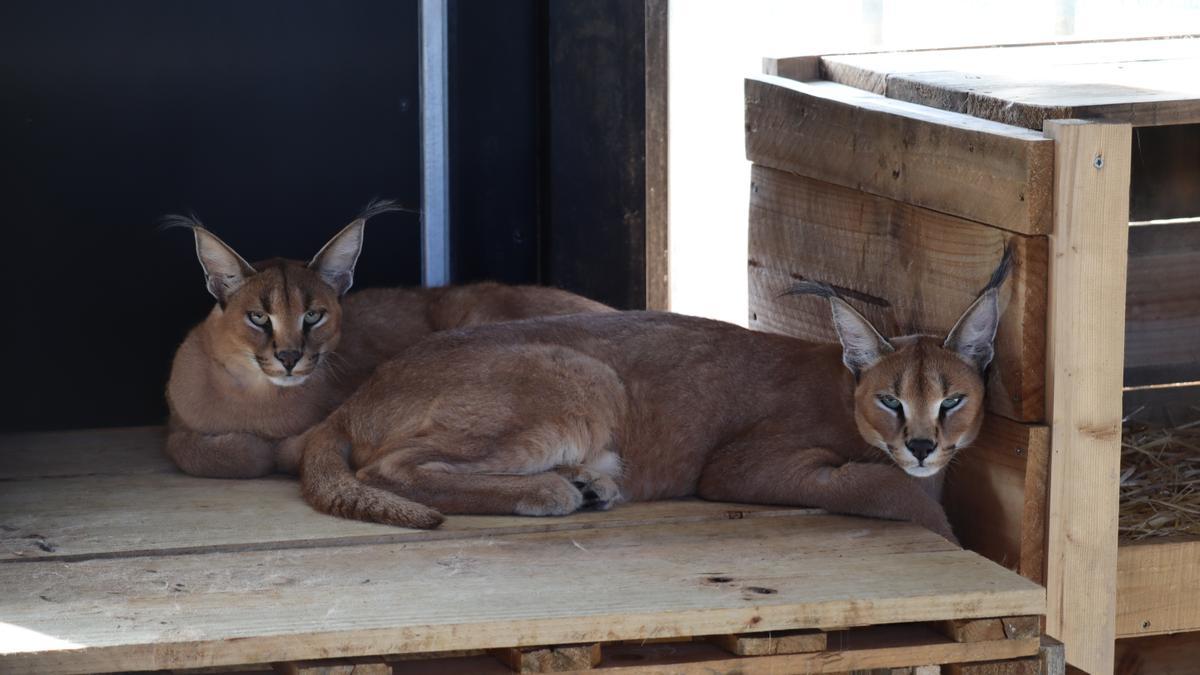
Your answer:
[555,465,622,511]
[514,474,585,516]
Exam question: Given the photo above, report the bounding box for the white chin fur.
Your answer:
[268,374,310,387]
[905,465,941,478]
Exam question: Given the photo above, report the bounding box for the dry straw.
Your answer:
[1120,414,1200,541]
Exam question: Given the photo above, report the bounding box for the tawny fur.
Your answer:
[165,209,611,479]
[299,253,1010,542]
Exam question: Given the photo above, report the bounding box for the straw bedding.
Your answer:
[1120,419,1200,541]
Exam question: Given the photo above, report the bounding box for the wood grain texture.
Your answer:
[937,616,1039,644]
[0,514,1044,674]
[643,0,669,310]
[492,643,601,672]
[0,469,809,561]
[747,165,1049,421]
[709,628,826,656]
[817,37,1200,128]
[944,656,1038,675]
[744,76,1054,235]
[1040,636,1066,675]
[944,416,1050,584]
[1124,219,1200,387]
[1042,120,1132,675]
[273,657,390,675]
[1116,536,1200,638]
[388,628,1037,674]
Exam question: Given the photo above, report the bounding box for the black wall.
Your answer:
[0,1,649,432]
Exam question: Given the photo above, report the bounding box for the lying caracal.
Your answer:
[165,201,610,479]
[299,250,1012,542]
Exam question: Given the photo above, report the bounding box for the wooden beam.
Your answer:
[944,657,1038,675]
[1124,219,1200,387]
[1116,630,1200,674]
[1040,636,1066,675]
[744,76,1054,235]
[1042,119,1132,675]
[936,616,1040,643]
[747,166,1049,422]
[1116,537,1200,637]
[943,416,1050,584]
[709,628,826,656]
[643,0,669,310]
[491,644,601,672]
[274,657,390,675]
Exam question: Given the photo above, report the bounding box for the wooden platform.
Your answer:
[0,428,1045,674]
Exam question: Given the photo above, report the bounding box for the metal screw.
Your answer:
[1093,154,1104,169]
[1142,620,1152,630]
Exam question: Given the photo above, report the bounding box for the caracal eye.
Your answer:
[941,395,964,410]
[304,310,325,325]
[247,311,269,327]
[878,395,902,410]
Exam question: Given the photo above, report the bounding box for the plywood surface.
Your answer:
[747,165,1049,422]
[744,76,1054,235]
[816,37,1200,128]
[0,427,1044,674]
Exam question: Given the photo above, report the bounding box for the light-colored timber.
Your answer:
[1042,120,1132,675]
[744,76,1054,235]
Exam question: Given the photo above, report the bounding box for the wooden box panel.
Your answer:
[747,164,1049,423]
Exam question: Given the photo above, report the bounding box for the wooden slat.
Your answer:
[1124,219,1200,387]
[0,514,1044,674]
[816,37,1200,128]
[944,657,1038,675]
[492,644,601,672]
[1042,120,1132,675]
[389,628,1037,674]
[1116,630,1200,674]
[747,166,1049,421]
[0,467,808,561]
[744,76,1054,235]
[937,616,1039,643]
[1040,636,1066,675]
[643,0,669,311]
[273,657,390,675]
[709,628,826,656]
[1116,536,1200,637]
[944,416,1050,584]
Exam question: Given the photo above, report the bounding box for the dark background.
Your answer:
[0,0,649,431]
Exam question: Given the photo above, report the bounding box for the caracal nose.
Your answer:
[275,350,303,372]
[905,438,936,462]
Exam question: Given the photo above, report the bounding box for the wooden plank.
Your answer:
[492,644,601,672]
[817,38,1200,128]
[1042,120,1132,675]
[273,657,390,675]
[1129,125,1200,222]
[747,166,1049,421]
[944,657,1038,675]
[761,55,820,81]
[1124,219,1200,386]
[0,467,809,561]
[1116,536,1200,637]
[0,426,172,479]
[709,628,826,656]
[390,630,1036,674]
[944,416,1050,584]
[744,76,1054,235]
[643,0,669,311]
[937,616,1039,643]
[1116,630,1200,674]
[1040,637,1066,675]
[0,515,1045,674]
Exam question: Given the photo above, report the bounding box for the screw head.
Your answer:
[1093,154,1104,169]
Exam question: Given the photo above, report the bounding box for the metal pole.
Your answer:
[420,0,450,286]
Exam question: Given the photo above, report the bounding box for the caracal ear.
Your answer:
[308,219,365,296]
[191,226,257,306]
[829,296,895,377]
[943,246,1012,372]
[944,288,1000,372]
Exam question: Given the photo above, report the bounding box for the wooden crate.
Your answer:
[750,36,1200,675]
[0,428,1047,675]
